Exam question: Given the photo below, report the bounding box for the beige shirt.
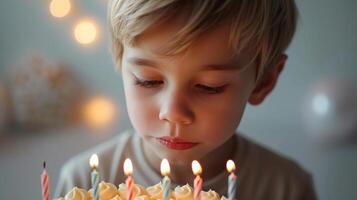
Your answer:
[55,129,317,200]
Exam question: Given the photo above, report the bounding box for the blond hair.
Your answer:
[108,0,298,79]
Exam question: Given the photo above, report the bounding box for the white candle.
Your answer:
[226,160,237,200]
[89,154,99,200]
[161,159,171,200]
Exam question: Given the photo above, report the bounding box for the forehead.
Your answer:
[124,17,253,70]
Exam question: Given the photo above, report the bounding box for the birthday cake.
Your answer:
[56,181,228,200]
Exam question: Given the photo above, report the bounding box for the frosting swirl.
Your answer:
[134,195,151,200]
[146,183,163,199]
[174,184,193,200]
[64,187,90,200]
[220,196,228,200]
[89,181,119,200]
[100,181,119,199]
[118,183,148,199]
[201,190,220,200]
[110,195,124,200]
[147,183,175,200]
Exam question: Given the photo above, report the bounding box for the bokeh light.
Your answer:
[302,78,357,145]
[312,94,330,116]
[83,96,116,128]
[74,21,98,45]
[49,0,71,18]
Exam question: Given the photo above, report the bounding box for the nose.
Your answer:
[159,88,194,125]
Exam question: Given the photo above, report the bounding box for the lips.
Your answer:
[156,136,198,150]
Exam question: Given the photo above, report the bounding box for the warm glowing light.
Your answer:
[160,159,170,176]
[74,21,97,44]
[192,160,202,175]
[89,154,99,168]
[124,158,133,176]
[49,0,71,18]
[226,160,236,173]
[83,96,116,128]
[312,94,330,116]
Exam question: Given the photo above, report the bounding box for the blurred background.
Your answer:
[0,0,356,199]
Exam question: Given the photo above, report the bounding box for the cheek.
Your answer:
[197,87,251,143]
[123,78,160,136]
[202,102,246,142]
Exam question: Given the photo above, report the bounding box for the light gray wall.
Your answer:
[0,0,356,199]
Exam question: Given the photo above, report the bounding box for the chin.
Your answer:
[155,147,205,165]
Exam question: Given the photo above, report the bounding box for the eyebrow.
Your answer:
[127,57,247,71]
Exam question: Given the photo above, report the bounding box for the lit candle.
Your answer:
[41,161,50,200]
[160,159,171,200]
[124,158,135,200]
[89,154,100,200]
[192,160,203,200]
[226,160,237,200]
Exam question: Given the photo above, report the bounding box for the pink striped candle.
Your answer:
[124,158,135,200]
[192,160,203,200]
[41,162,50,200]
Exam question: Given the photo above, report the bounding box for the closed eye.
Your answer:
[195,84,226,94]
[134,77,163,88]
[134,76,226,94]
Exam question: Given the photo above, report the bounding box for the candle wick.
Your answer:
[43,161,46,169]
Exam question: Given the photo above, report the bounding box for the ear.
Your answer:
[248,54,287,105]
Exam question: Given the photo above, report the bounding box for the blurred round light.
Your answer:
[83,96,116,128]
[303,77,357,145]
[312,94,330,116]
[49,0,71,18]
[74,21,97,45]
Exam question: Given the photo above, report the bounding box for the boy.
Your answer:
[55,0,317,199]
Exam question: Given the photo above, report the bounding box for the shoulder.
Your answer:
[62,129,133,173]
[55,129,135,197]
[237,135,317,199]
[238,134,309,176]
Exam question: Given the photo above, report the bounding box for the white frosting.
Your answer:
[118,183,148,199]
[146,183,163,199]
[134,195,151,200]
[174,184,193,200]
[88,181,119,199]
[201,190,220,200]
[110,194,124,200]
[58,181,224,200]
[64,187,90,200]
[147,183,175,200]
[220,196,228,200]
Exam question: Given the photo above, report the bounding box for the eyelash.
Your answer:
[134,77,226,94]
[135,78,163,88]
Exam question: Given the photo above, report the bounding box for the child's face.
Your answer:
[120,18,257,164]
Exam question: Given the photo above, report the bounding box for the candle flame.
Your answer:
[192,160,202,175]
[124,158,133,176]
[160,159,170,176]
[89,154,99,168]
[226,160,236,173]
